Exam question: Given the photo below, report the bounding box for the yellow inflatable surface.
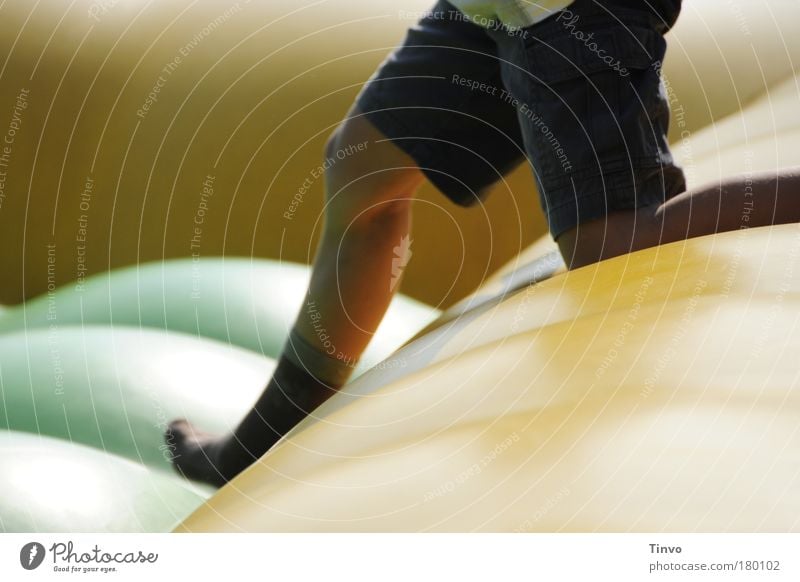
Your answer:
[179,223,800,532]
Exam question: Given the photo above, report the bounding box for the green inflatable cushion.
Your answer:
[0,326,271,473]
[0,258,438,375]
[0,431,203,532]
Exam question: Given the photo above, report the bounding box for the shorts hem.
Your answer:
[545,162,686,239]
[355,88,511,206]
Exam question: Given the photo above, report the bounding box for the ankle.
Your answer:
[283,327,358,388]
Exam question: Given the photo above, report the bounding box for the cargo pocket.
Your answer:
[518,18,668,169]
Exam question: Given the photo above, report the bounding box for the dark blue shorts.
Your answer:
[356,0,685,238]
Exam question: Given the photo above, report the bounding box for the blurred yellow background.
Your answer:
[0,0,548,309]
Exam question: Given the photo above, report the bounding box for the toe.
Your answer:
[168,419,205,445]
[167,419,191,435]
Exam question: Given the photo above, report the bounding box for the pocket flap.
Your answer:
[525,21,663,84]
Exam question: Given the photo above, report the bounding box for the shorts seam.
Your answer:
[545,181,666,216]
[540,156,675,188]
[542,160,684,216]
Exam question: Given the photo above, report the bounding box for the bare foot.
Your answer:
[166,358,340,487]
[166,420,241,487]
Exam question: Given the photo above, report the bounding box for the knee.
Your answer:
[323,114,421,230]
[323,125,348,169]
[557,202,662,269]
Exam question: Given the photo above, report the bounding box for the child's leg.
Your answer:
[559,169,800,268]
[168,0,530,486]
[169,109,423,486]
